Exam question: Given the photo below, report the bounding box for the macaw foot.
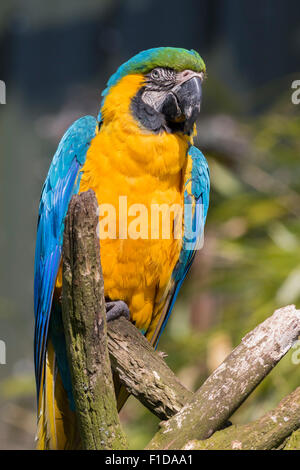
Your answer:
[105,300,130,322]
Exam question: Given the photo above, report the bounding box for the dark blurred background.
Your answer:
[0,0,299,449]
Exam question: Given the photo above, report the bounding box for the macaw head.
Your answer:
[98,47,206,136]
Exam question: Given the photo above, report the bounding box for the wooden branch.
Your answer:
[60,188,300,451]
[107,317,193,420]
[147,305,300,450]
[182,387,300,450]
[62,190,128,450]
[283,430,300,450]
[282,428,300,450]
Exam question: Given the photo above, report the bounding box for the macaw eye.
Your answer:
[151,69,161,79]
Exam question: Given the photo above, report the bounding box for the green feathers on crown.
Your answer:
[102,47,205,95]
[123,47,206,75]
[98,47,206,120]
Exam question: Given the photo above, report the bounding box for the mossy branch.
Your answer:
[147,305,300,450]
[62,190,128,450]
[107,316,193,420]
[282,428,300,450]
[61,189,300,451]
[182,387,300,450]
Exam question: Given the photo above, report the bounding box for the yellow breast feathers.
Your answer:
[79,74,192,334]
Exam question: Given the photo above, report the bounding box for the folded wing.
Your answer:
[34,116,97,400]
[149,146,210,347]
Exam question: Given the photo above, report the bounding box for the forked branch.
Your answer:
[62,190,300,451]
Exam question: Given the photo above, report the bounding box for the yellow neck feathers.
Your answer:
[98,74,193,178]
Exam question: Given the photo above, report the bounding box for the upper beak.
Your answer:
[160,76,202,134]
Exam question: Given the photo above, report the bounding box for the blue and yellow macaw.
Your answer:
[34,47,210,449]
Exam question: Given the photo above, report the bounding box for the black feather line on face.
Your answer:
[131,87,185,135]
[131,87,165,133]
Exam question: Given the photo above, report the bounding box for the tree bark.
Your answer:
[62,190,128,450]
[182,387,300,450]
[107,317,193,420]
[61,189,300,451]
[147,305,300,450]
[282,428,300,450]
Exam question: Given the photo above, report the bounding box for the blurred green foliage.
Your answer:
[1,91,299,449]
[0,83,299,450]
[0,0,299,444]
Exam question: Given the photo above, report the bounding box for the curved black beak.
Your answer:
[161,76,202,134]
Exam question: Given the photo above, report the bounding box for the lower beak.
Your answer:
[161,76,202,134]
[176,76,202,134]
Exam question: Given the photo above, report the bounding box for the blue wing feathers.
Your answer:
[34,116,97,400]
[154,146,210,346]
